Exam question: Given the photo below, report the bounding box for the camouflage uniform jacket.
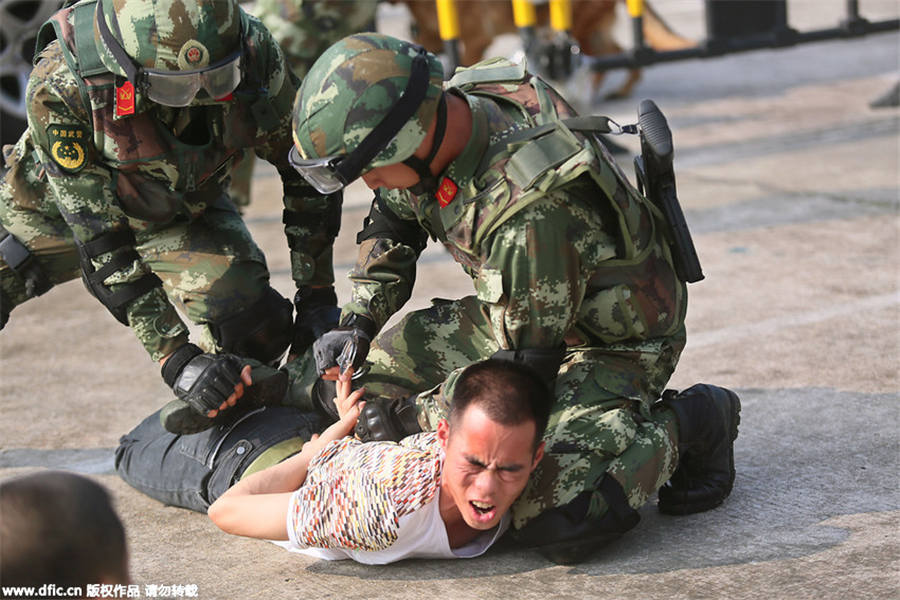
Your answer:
[1,0,337,360]
[344,59,686,352]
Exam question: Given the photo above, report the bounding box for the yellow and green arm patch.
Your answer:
[47,124,90,174]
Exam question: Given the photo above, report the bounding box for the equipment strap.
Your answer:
[76,229,162,323]
[72,0,106,76]
[446,58,528,89]
[476,116,617,182]
[80,229,135,257]
[90,271,162,316]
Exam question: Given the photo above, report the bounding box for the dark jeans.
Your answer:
[115,406,323,513]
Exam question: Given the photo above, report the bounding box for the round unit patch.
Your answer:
[177,40,210,70]
[47,124,89,174]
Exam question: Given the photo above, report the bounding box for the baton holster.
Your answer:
[633,100,704,283]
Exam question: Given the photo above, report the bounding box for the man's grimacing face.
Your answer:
[437,405,544,531]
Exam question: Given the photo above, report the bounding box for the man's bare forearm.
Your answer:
[207,442,319,540]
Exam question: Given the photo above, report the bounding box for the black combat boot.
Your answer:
[513,475,640,565]
[657,384,741,515]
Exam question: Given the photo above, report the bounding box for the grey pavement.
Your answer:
[1,1,898,598]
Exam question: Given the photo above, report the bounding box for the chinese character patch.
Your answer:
[47,124,89,174]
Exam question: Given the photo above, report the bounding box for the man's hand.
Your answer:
[308,379,366,452]
[312,314,376,380]
[333,377,365,420]
[161,344,253,418]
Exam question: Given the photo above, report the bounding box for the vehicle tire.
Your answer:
[0,0,63,146]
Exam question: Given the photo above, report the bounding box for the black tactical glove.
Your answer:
[354,395,422,442]
[291,286,341,356]
[310,378,340,423]
[161,343,245,417]
[312,313,377,375]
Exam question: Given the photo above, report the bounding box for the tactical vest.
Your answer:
[35,0,292,223]
[434,58,663,272]
[429,59,685,342]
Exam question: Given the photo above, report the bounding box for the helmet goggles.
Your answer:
[289,47,430,194]
[140,50,242,107]
[288,148,349,195]
[96,0,243,107]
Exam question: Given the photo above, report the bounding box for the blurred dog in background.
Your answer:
[400,0,695,100]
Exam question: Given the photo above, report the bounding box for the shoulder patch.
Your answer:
[436,177,458,208]
[47,124,89,173]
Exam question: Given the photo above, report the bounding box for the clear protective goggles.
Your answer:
[288,145,349,195]
[96,0,243,107]
[141,49,242,107]
[288,47,431,195]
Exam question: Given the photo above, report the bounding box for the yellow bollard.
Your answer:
[627,0,647,49]
[627,0,645,18]
[512,0,537,28]
[549,0,572,33]
[435,0,461,73]
[436,0,460,41]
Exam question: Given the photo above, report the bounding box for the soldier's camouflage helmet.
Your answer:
[292,33,444,174]
[95,0,243,76]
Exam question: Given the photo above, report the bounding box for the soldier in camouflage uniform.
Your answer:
[253,0,378,80]
[285,33,741,564]
[229,0,379,208]
[0,0,343,433]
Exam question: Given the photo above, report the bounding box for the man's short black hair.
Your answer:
[0,471,129,589]
[449,358,553,449]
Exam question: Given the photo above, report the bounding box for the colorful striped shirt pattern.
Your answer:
[289,432,443,551]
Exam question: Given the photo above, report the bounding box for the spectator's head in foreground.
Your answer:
[438,359,552,532]
[0,471,129,590]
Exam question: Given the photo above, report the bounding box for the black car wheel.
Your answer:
[1,0,63,146]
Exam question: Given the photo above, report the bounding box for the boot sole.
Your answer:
[723,388,741,496]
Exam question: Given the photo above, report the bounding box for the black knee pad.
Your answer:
[76,230,162,325]
[209,286,293,364]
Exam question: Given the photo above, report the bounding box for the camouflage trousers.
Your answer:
[0,194,271,357]
[286,294,684,530]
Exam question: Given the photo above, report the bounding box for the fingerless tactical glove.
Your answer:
[312,314,377,375]
[161,343,244,417]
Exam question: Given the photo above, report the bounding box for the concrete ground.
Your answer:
[1,1,898,598]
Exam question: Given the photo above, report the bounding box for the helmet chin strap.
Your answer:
[403,92,447,196]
